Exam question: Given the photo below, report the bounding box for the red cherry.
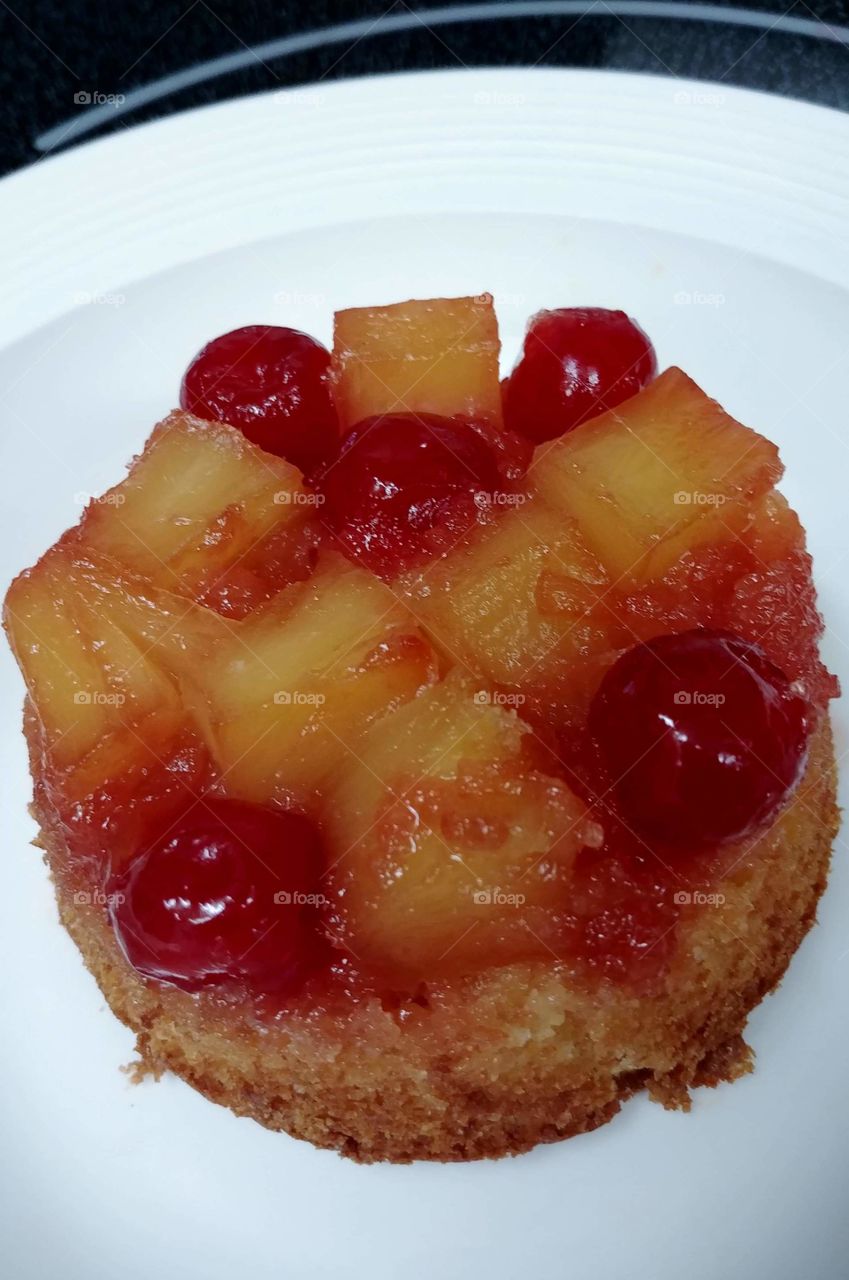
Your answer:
[503,308,657,443]
[180,325,339,475]
[318,413,503,578]
[588,630,809,847]
[107,799,325,992]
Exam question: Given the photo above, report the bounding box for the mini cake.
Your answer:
[5,296,839,1162]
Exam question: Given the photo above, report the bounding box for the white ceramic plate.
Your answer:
[1,69,847,1280]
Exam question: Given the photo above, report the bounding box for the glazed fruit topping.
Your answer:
[5,290,833,1000]
[318,412,503,578]
[180,325,339,475]
[107,799,325,992]
[567,838,680,986]
[503,307,657,443]
[589,629,809,848]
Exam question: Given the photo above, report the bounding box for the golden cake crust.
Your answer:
[29,703,838,1163]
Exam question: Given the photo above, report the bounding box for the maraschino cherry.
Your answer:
[318,412,503,578]
[503,307,657,443]
[107,799,325,992]
[589,629,809,847]
[180,325,338,475]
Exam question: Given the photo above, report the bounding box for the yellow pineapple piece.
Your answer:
[744,489,803,562]
[191,554,439,805]
[3,540,216,767]
[4,542,220,864]
[401,497,619,730]
[81,411,318,615]
[332,293,503,428]
[530,368,782,584]
[325,670,601,979]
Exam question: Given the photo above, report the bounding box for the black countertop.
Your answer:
[3,0,849,176]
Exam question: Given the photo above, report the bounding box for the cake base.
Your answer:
[35,719,838,1163]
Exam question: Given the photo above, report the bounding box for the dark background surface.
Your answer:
[2,0,848,176]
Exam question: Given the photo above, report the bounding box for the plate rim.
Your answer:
[3,66,849,349]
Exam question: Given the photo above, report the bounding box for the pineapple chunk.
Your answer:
[332,294,503,428]
[81,411,318,616]
[724,489,833,709]
[745,489,803,562]
[4,542,218,863]
[4,539,217,767]
[46,705,212,870]
[191,554,439,804]
[401,498,620,730]
[530,368,782,584]
[325,671,601,979]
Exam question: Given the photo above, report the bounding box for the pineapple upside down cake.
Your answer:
[4,295,839,1162]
